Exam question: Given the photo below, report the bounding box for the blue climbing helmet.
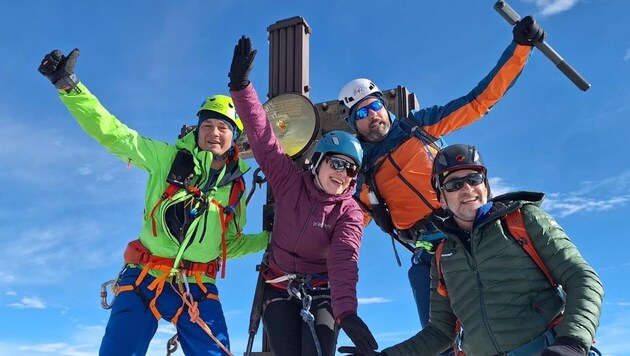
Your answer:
[309,130,363,174]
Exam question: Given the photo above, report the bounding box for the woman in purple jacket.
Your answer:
[229,36,378,356]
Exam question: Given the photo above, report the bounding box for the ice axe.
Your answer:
[494,0,591,91]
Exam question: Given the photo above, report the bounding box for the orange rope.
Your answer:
[182,291,232,355]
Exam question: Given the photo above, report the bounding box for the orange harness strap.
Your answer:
[123,239,220,278]
[210,199,231,279]
[117,240,221,320]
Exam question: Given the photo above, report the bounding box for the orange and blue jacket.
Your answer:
[357,41,533,230]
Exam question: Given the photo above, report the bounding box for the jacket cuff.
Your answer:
[335,311,355,325]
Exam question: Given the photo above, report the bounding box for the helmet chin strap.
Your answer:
[313,174,325,192]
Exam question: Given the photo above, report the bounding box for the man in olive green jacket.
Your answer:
[340,144,603,356]
[38,48,269,356]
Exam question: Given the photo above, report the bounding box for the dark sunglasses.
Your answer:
[325,156,359,177]
[355,100,384,120]
[442,172,485,193]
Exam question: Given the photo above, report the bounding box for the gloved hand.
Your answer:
[339,314,379,356]
[337,346,386,356]
[540,337,587,356]
[38,49,80,91]
[512,16,545,46]
[229,35,257,91]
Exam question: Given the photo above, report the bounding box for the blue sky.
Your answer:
[1,0,628,355]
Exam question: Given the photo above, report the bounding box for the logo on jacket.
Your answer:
[312,221,332,231]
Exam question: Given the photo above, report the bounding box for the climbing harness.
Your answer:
[264,273,330,356]
[99,128,257,355]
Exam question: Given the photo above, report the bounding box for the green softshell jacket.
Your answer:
[58,83,269,282]
[383,192,603,356]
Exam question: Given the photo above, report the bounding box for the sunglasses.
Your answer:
[325,156,359,177]
[442,172,485,193]
[355,100,384,120]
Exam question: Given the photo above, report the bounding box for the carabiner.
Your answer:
[100,279,117,309]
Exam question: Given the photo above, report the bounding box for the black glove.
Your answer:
[337,346,385,356]
[339,314,379,356]
[512,16,545,46]
[229,35,257,91]
[540,337,587,356]
[38,49,80,90]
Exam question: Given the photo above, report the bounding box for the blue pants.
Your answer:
[408,249,432,328]
[99,266,230,356]
[409,249,454,356]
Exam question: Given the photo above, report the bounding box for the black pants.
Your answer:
[262,284,339,356]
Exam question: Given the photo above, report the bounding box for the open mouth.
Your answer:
[330,177,344,185]
[461,196,479,204]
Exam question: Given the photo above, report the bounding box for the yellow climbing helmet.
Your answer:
[196,95,244,139]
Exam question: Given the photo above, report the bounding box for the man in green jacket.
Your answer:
[340,144,603,356]
[38,48,269,356]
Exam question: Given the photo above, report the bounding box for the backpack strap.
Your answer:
[504,209,556,288]
[436,208,563,355]
[398,116,443,155]
[435,208,556,298]
[209,175,246,279]
[435,240,448,297]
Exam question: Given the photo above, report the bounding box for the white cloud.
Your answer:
[8,296,46,309]
[0,271,16,284]
[17,342,96,356]
[524,0,579,16]
[490,171,630,218]
[0,117,145,204]
[0,220,118,285]
[624,48,630,61]
[543,194,630,218]
[592,310,630,355]
[358,297,392,304]
[488,176,515,197]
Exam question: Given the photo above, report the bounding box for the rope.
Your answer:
[288,286,323,356]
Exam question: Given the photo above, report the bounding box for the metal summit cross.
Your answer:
[244,16,420,356]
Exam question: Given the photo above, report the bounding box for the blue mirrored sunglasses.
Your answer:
[442,172,485,192]
[325,156,359,177]
[355,100,384,120]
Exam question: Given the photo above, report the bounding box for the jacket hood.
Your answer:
[431,191,545,233]
[176,130,249,186]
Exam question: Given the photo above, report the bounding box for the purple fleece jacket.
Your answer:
[231,83,364,320]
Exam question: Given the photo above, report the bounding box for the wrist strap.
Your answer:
[54,74,79,92]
